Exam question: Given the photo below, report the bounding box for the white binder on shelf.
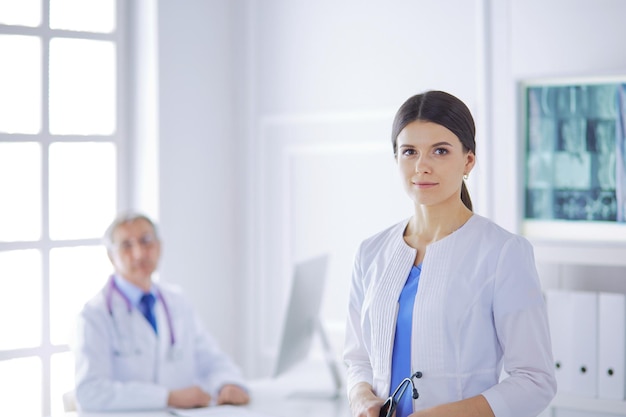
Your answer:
[598,292,626,400]
[568,290,598,398]
[545,289,575,393]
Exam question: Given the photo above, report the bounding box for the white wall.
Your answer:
[490,0,626,231]
[141,0,626,381]
[489,0,626,301]
[151,0,243,360]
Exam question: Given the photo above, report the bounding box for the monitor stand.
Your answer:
[286,319,343,400]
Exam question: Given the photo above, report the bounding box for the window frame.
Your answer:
[0,1,128,415]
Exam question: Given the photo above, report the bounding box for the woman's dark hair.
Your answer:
[391,90,475,211]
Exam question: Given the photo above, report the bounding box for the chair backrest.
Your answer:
[62,390,77,412]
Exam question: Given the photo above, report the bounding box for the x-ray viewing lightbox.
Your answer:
[520,75,626,241]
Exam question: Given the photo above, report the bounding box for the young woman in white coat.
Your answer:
[343,91,557,417]
[73,212,249,411]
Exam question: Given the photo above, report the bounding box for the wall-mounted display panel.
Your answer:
[521,76,626,242]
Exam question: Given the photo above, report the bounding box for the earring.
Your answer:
[463,173,469,180]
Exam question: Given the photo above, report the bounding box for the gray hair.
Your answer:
[103,211,160,250]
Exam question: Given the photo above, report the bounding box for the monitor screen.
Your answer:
[272,253,330,377]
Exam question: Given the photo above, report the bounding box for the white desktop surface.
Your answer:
[57,362,350,417]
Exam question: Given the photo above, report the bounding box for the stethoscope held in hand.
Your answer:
[379,371,422,417]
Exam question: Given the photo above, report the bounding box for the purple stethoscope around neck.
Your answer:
[106,276,176,347]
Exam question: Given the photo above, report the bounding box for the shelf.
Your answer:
[551,393,626,414]
[524,220,626,244]
[530,239,626,267]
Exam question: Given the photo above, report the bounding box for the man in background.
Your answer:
[73,212,249,411]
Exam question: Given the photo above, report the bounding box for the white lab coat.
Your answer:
[343,214,557,417]
[73,280,246,411]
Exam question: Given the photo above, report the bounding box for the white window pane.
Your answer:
[0,35,41,134]
[0,0,41,27]
[0,357,42,417]
[51,352,76,415]
[50,0,115,33]
[0,250,41,350]
[50,246,110,345]
[0,142,41,242]
[49,142,117,240]
[49,38,116,135]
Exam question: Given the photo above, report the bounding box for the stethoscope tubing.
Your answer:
[105,276,176,346]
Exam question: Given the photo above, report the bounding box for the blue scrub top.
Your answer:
[389,264,421,417]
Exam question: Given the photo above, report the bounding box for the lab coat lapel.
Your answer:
[369,223,415,378]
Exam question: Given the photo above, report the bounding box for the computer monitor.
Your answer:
[272,253,343,398]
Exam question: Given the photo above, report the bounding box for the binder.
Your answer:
[597,292,626,400]
[568,290,598,398]
[545,289,575,393]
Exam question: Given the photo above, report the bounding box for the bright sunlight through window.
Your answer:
[0,1,121,416]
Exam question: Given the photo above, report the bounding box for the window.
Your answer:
[0,1,125,415]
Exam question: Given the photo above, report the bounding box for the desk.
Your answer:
[246,374,350,417]
[58,392,348,417]
[56,363,351,417]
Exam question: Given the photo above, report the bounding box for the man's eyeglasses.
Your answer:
[116,234,158,252]
[379,371,422,417]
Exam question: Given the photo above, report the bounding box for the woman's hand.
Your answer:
[349,382,385,417]
[409,394,494,417]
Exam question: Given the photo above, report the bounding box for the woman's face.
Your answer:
[396,120,474,208]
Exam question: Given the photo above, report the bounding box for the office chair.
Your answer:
[62,390,77,412]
